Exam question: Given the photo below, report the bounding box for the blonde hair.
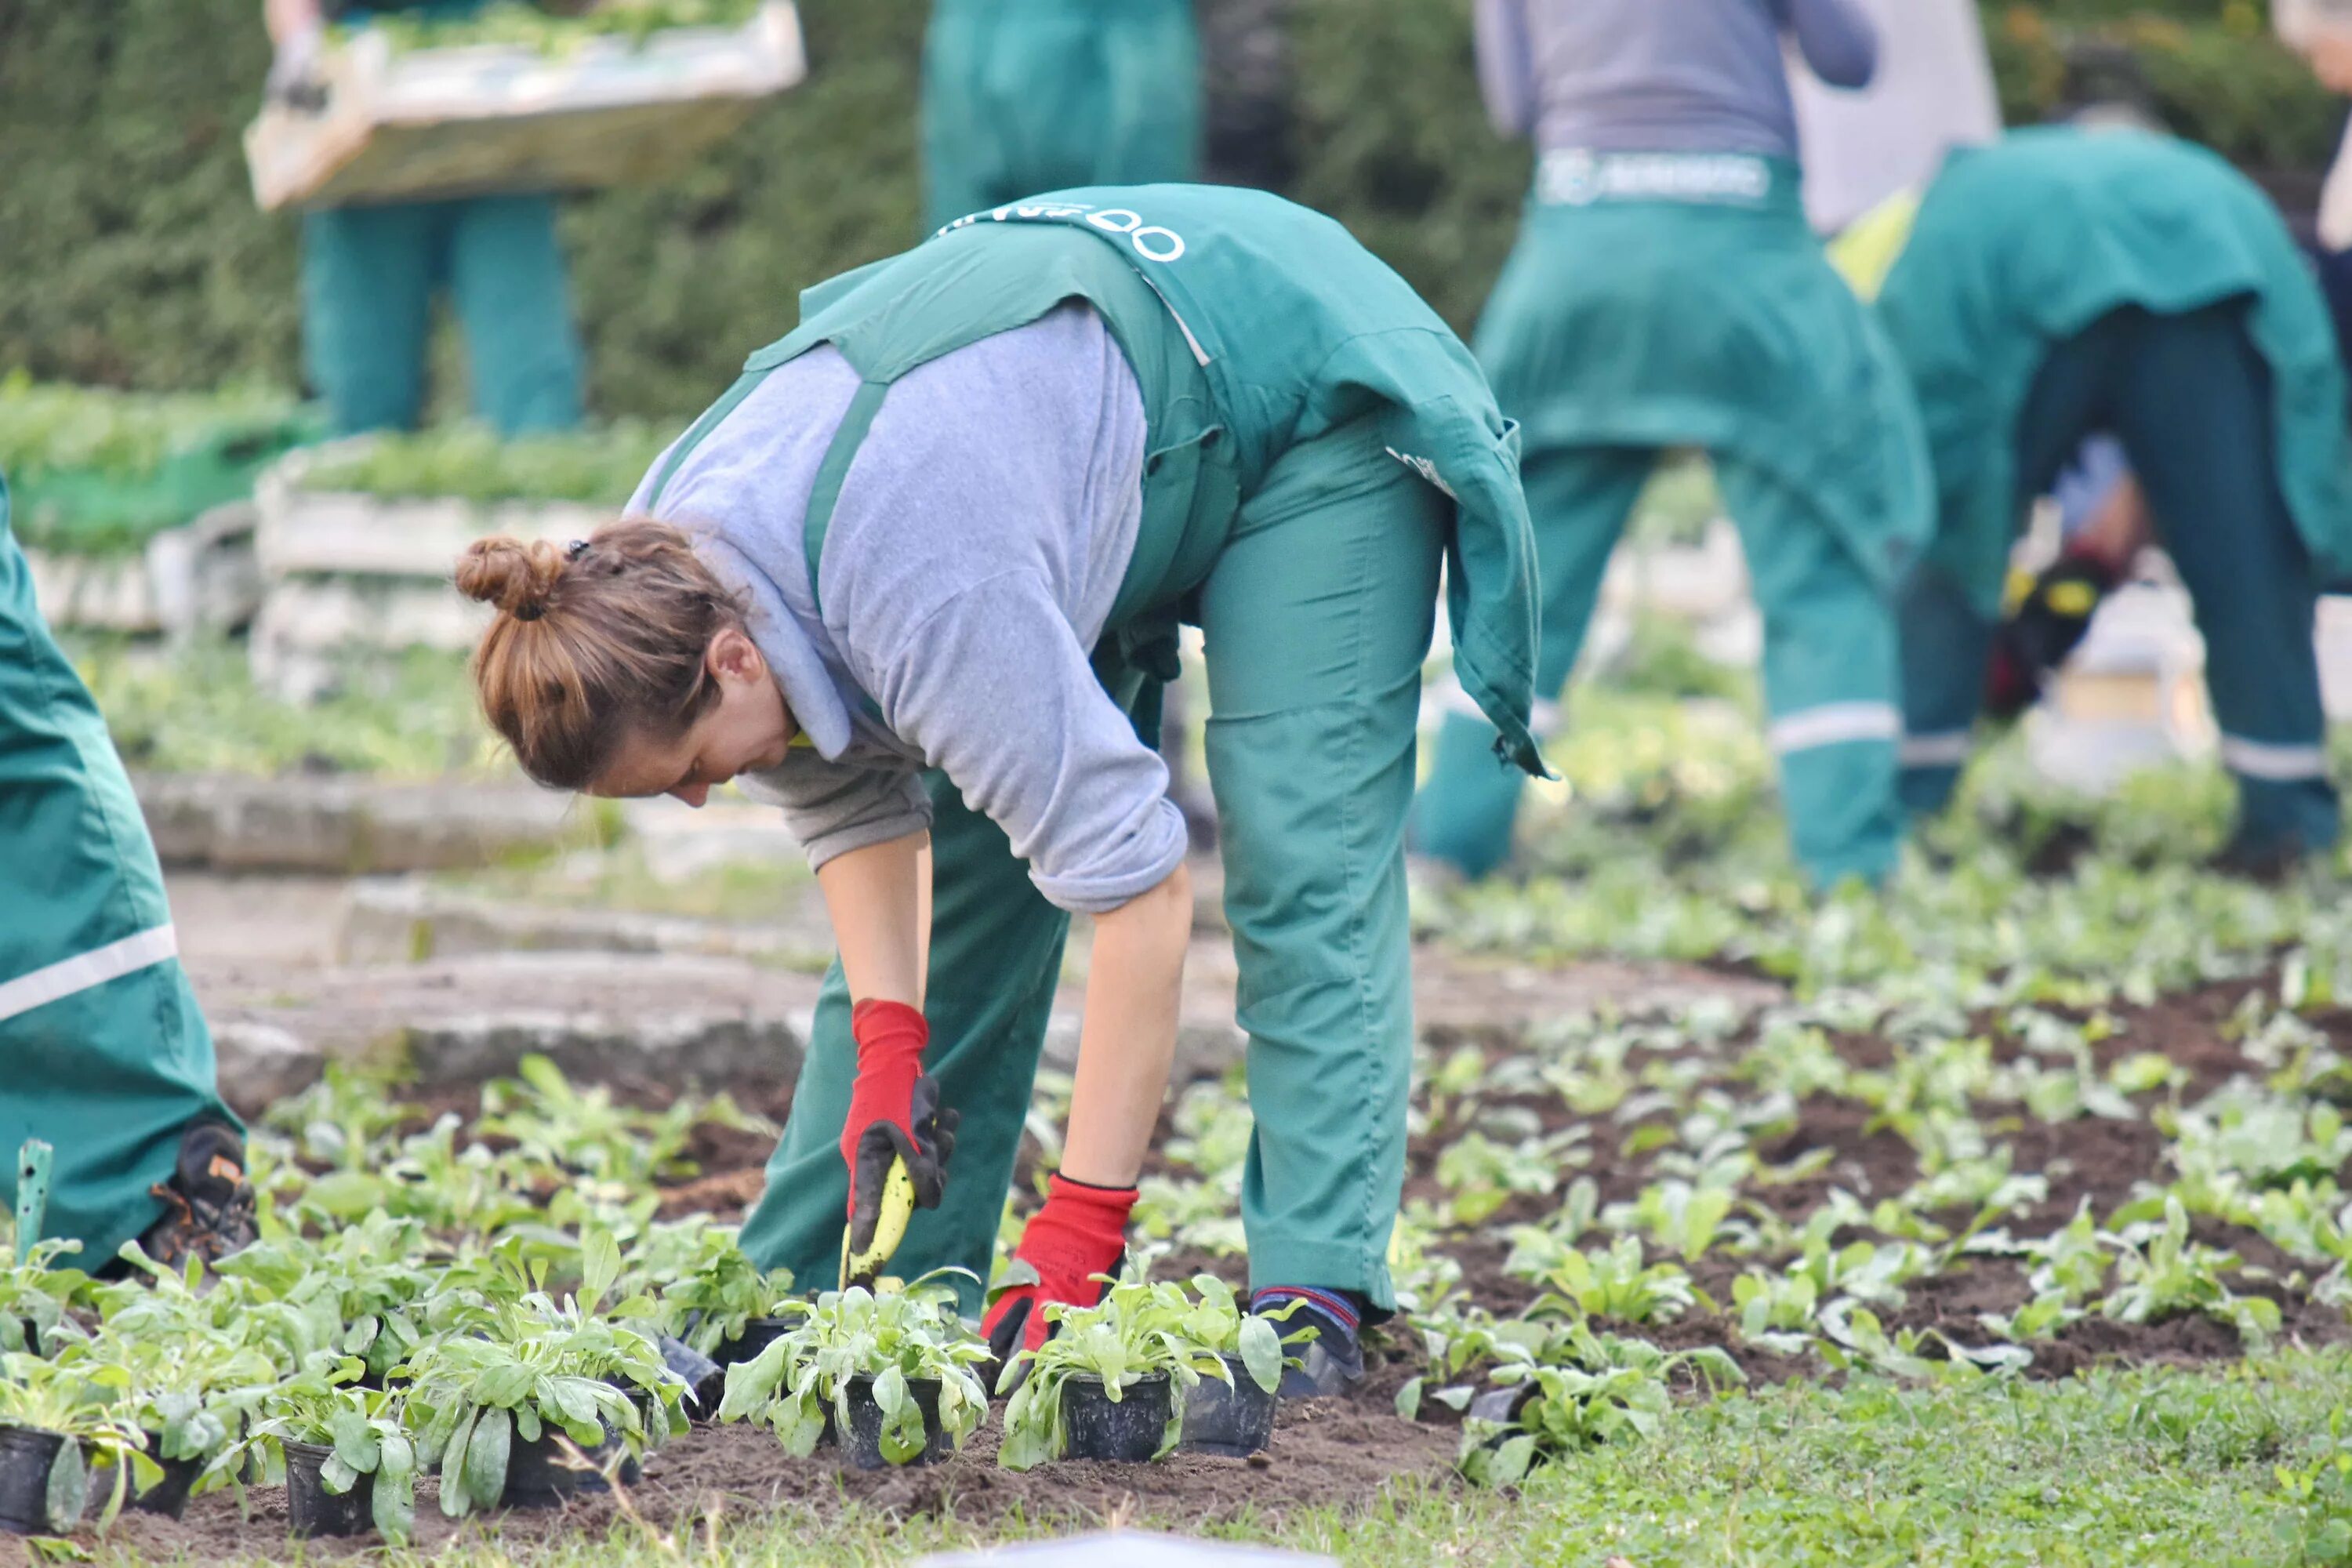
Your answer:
[453,520,746,790]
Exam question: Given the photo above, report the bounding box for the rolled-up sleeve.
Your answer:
[742,757,933,870]
[859,572,1188,915]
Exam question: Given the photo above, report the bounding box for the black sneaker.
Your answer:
[138,1122,258,1269]
[1252,1287,1367,1399]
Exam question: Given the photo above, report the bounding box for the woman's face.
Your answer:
[590,627,794,807]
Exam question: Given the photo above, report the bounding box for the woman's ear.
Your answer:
[708,626,768,686]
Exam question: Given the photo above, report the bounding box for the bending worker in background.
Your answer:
[0,471,258,1272]
[1413,0,1933,890]
[1845,127,2352,873]
[921,0,1200,233]
[452,186,1544,1391]
[262,0,586,436]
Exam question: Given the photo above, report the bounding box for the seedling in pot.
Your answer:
[212,1363,414,1542]
[63,1334,277,1518]
[0,1240,90,1359]
[1173,1277,1306,1459]
[401,1230,684,1515]
[995,1268,1252,1469]
[0,1351,158,1535]
[1453,1323,1743,1489]
[209,1210,441,1385]
[630,1218,799,1361]
[715,1272,989,1468]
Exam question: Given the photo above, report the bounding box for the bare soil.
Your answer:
[27,973,2345,1566]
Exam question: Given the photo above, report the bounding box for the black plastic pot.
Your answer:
[92,1450,203,1519]
[137,1454,205,1519]
[284,1439,375,1538]
[1180,1354,1277,1457]
[716,1318,794,1367]
[840,1375,953,1471]
[499,1419,640,1507]
[659,1335,727,1421]
[1059,1374,1172,1463]
[0,1424,85,1537]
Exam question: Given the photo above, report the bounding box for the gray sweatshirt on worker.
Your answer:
[624,303,1186,915]
[1474,0,1878,158]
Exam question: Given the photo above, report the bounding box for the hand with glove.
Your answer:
[263,0,331,110]
[839,998,959,1287]
[983,1173,1137,1370]
[1984,548,2124,720]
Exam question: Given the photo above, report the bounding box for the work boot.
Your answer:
[1251,1286,1366,1399]
[138,1122,258,1270]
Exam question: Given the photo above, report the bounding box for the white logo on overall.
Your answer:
[1537,150,1770,208]
[941,201,1186,263]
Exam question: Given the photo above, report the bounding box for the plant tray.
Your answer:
[243,2,804,211]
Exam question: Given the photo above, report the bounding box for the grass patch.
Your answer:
[82,1351,2349,1566]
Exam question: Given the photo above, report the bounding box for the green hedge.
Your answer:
[0,1,2341,425]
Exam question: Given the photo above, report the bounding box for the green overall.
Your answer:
[0,472,239,1265]
[660,186,1544,1313]
[920,0,1200,235]
[1413,152,1932,890]
[1875,129,2352,853]
[300,0,585,435]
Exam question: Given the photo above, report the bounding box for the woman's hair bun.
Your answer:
[456,536,565,621]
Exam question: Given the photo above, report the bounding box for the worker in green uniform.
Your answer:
[920,0,1200,233]
[1413,0,1933,891]
[0,470,258,1273]
[452,185,1544,1393]
[1846,128,2352,872]
[263,0,586,435]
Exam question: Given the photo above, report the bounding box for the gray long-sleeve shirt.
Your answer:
[1474,0,1878,159]
[626,302,1189,915]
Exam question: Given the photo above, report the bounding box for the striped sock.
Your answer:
[1252,1285,1361,1334]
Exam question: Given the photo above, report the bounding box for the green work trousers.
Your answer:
[738,417,1447,1313]
[301,193,584,437]
[1416,444,1904,889]
[920,1,1200,234]
[0,481,237,1265]
[1899,303,2339,853]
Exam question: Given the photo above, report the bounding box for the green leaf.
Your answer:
[437,1407,478,1518]
[580,1229,622,1315]
[330,1409,379,1475]
[463,1406,512,1511]
[1395,1376,1425,1421]
[371,1432,415,1545]
[1238,1316,1282,1394]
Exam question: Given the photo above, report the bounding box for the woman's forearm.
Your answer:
[816,832,932,1007]
[1061,861,1192,1188]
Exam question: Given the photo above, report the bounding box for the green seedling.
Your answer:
[212,1365,414,1544]
[715,1274,989,1465]
[0,1351,160,1532]
[400,1232,683,1517]
[995,1270,1281,1471]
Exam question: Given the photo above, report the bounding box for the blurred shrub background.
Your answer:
[0,0,2338,422]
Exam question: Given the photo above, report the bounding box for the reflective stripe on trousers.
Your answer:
[0,924,179,1025]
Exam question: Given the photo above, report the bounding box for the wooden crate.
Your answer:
[245,2,803,212]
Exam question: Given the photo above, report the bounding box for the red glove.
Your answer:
[841,1000,957,1247]
[983,1174,1136,1362]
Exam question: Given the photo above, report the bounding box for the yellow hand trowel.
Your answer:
[840,1150,919,1291]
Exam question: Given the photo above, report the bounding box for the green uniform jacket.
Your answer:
[1475,154,1933,597]
[1875,127,2352,614]
[668,185,1548,774]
